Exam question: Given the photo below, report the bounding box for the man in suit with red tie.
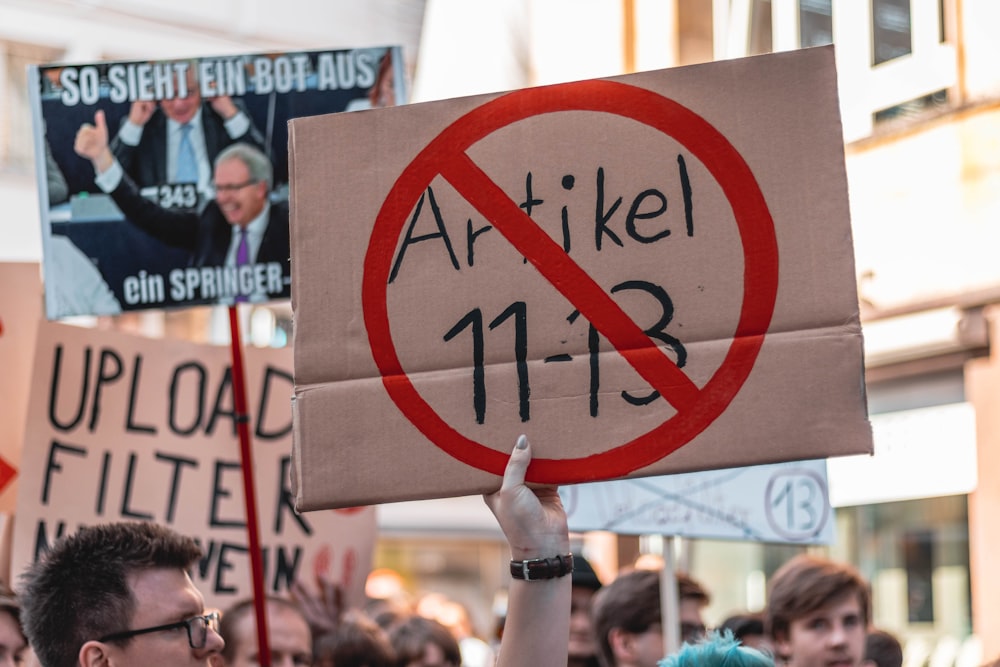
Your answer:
[75,110,289,305]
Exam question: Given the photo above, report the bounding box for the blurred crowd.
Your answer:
[0,532,976,667]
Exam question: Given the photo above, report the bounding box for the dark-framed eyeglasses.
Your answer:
[213,179,259,193]
[98,611,220,649]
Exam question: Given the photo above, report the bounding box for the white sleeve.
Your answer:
[93,160,124,193]
[223,110,250,138]
[116,120,144,146]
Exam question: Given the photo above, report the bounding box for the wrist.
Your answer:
[216,102,238,119]
[509,535,570,562]
[93,149,114,174]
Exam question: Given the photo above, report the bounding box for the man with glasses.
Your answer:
[18,521,224,667]
[591,569,710,667]
[75,110,290,304]
[14,436,576,667]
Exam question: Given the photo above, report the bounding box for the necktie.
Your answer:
[235,227,249,303]
[175,123,198,183]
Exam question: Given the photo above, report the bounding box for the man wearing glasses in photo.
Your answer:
[75,110,291,304]
[18,522,224,667]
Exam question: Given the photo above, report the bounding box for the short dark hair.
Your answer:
[314,609,396,667]
[219,596,309,663]
[591,569,711,666]
[719,612,766,643]
[388,615,461,667]
[592,570,661,667]
[865,629,903,667]
[573,554,603,591]
[678,573,710,606]
[19,522,203,667]
[765,554,871,643]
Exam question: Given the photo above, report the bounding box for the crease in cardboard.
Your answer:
[294,320,863,390]
[288,48,873,510]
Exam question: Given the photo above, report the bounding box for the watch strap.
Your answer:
[510,553,574,581]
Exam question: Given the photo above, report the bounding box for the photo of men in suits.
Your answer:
[109,62,266,204]
[74,109,288,304]
[34,46,404,317]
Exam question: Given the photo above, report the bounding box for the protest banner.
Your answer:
[0,263,42,515]
[0,263,42,581]
[561,459,834,544]
[30,46,404,318]
[288,46,873,510]
[12,321,376,611]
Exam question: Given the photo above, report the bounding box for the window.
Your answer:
[713,0,958,141]
[799,0,833,48]
[872,0,912,65]
[0,40,60,171]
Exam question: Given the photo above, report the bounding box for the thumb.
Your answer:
[499,434,531,491]
[94,109,106,131]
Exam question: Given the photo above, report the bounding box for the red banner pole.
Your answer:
[228,304,271,666]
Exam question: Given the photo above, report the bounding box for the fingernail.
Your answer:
[516,434,528,450]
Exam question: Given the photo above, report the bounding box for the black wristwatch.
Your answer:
[510,553,575,580]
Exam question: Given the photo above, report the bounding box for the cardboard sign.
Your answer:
[13,321,376,611]
[30,46,404,318]
[0,263,42,516]
[288,46,873,510]
[561,459,834,544]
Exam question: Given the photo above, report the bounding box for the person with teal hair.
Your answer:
[658,631,774,667]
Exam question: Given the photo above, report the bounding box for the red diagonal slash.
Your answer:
[362,79,778,482]
[441,151,701,413]
[0,456,17,495]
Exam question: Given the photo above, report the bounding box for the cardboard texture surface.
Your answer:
[289,46,873,510]
[14,321,375,610]
[0,263,42,515]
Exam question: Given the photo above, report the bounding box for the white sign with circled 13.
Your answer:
[560,459,832,544]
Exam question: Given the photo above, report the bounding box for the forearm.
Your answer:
[496,576,571,667]
[103,171,199,251]
[485,437,572,667]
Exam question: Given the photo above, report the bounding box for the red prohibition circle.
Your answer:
[362,79,779,484]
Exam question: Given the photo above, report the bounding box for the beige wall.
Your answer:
[847,104,1000,312]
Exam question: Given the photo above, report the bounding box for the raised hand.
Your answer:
[484,434,570,560]
[485,435,571,667]
[127,100,156,126]
[289,574,345,640]
[74,110,114,173]
[208,95,239,120]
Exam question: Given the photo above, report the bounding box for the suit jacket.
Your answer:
[110,100,267,189]
[109,173,291,299]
